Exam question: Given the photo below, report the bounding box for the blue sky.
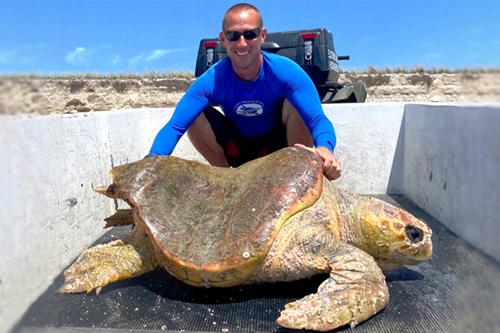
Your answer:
[1,0,499,74]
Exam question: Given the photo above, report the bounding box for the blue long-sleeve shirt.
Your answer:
[149,51,336,155]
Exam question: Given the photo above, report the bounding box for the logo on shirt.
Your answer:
[235,101,264,117]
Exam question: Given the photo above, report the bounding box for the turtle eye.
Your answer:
[405,226,424,243]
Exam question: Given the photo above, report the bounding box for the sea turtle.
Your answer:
[60,147,432,331]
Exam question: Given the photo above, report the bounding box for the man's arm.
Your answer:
[148,79,211,156]
[282,60,341,180]
[284,68,336,149]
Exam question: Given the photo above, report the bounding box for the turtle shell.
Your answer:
[102,147,324,286]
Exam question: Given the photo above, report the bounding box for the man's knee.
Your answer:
[186,111,229,167]
[187,112,207,138]
[281,99,313,146]
[281,98,295,124]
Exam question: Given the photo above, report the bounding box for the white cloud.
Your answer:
[0,49,33,67]
[0,43,51,66]
[423,52,441,60]
[129,52,146,66]
[129,48,194,66]
[0,50,16,65]
[21,43,50,51]
[147,49,170,61]
[111,54,120,65]
[65,47,89,65]
[420,41,434,48]
[361,35,381,43]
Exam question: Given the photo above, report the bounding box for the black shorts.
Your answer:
[203,103,288,167]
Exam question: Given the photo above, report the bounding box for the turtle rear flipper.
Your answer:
[277,244,389,331]
[104,209,134,228]
[59,233,158,293]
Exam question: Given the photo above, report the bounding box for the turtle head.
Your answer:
[357,197,433,272]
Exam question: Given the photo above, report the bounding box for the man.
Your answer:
[148,3,341,180]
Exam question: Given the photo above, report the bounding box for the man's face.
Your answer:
[219,9,266,77]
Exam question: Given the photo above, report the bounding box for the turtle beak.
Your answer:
[92,184,116,198]
[92,185,108,193]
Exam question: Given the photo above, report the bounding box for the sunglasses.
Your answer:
[224,28,261,42]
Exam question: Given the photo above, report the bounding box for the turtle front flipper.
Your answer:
[277,244,389,331]
[59,232,158,293]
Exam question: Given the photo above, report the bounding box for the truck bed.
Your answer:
[13,195,500,333]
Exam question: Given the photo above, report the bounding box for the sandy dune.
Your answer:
[1,71,499,115]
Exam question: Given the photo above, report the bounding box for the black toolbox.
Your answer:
[194,27,366,103]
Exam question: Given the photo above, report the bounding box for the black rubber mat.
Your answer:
[13,195,500,333]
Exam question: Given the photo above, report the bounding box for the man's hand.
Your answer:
[294,144,342,180]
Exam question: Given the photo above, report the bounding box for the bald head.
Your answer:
[222,3,263,31]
